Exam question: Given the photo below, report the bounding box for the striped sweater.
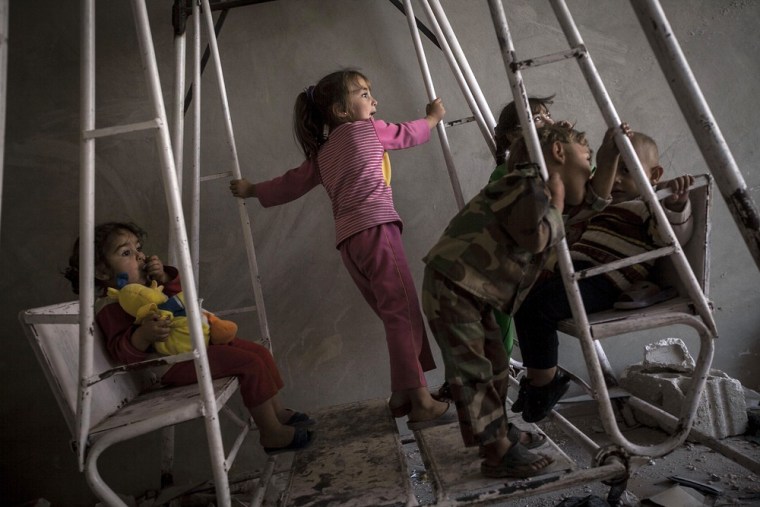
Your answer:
[570,198,692,290]
[256,118,430,246]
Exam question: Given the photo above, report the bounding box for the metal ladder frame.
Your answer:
[485,0,716,458]
[168,1,280,504]
[77,1,270,505]
[72,0,754,503]
[398,0,721,459]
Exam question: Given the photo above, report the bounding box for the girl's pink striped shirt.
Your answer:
[256,118,430,246]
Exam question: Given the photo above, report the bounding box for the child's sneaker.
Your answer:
[510,377,530,413]
[519,371,571,423]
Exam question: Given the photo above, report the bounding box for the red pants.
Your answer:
[339,222,436,391]
[161,338,283,408]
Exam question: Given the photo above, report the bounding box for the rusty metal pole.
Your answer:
[631,0,760,272]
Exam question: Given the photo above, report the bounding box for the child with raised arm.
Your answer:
[435,96,560,403]
[486,97,618,368]
[229,69,453,429]
[512,132,695,423]
[64,222,315,455]
[421,123,621,479]
[493,94,557,169]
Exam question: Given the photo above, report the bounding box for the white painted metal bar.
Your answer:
[486,0,619,459]
[550,0,718,336]
[426,0,496,135]
[200,170,234,182]
[416,3,491,155]
[418,0,496,157]
[486,0,550,182]
[549,0,716,455]
[221,408,251,470]
[549,0,716,336]
[402,0,464,210]
[573,246,678,281]
[77,0,96,473]
[169,7,187,269]
[248,457,276,507]
[630,0,760,272]
[191,0,202,282]
[82,119,160,139]
[129,2,231,506]
[200,0,272,349]
[487,0,716,459]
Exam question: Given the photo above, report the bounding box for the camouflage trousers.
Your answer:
[421,266,509,447]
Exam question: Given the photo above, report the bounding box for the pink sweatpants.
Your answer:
[161,338,284,408]
[339,222,436,391]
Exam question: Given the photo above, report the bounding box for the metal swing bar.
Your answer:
[78,1,232,504]
[486,0,717,458]
[630,0,760,273]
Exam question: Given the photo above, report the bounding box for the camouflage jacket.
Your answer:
[423,164,565,315]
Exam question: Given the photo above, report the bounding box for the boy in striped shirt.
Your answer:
[512,132,694,424]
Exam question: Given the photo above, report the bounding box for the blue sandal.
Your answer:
[285,410,316,428]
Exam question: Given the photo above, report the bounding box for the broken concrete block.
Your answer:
[642,337,695,373]
[620,339,748,439]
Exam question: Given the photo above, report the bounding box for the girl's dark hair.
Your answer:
[506,123,587,173]
[64,222,146,295]
[293,69,370,159]
[494,94,555,165]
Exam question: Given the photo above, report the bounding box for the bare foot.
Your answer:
[259,426,295,449]
[277,408,296,424]
[481,440,554,478]
[407,398,449,423]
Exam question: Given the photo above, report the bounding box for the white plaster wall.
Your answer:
[2,0,759,504]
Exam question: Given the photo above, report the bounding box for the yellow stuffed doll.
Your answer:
[107,280,237,356]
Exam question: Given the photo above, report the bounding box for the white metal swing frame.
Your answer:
[19,1,277,506]
[16,0,760,505]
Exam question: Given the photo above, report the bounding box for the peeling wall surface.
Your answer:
[2,1,759,504]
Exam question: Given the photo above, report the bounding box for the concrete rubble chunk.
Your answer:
[620,338,748,439]
[643,337,695,373]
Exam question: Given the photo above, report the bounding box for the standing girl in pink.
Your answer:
[230,69,452,428]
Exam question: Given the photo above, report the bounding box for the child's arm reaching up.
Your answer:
[230,178,257,199]
[661,174,694,212]
[658,174,695,244]
[592,123,632,203]
[425,98,446,130]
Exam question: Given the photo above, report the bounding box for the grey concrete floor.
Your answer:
[165,396,760,507]
[517,402,760,507]
[397,398,760,506]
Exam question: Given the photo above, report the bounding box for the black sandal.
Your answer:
[480,441,554,478]
[518,371,571,423]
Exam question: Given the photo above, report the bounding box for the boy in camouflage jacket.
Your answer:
[422,123,623,478]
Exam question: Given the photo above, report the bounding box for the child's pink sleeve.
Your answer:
[372,118,431,150]
[256,158,321,207]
